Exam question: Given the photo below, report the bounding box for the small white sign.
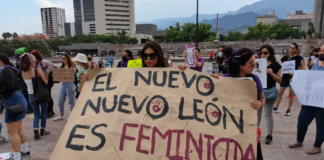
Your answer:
[253,58,267,88]
[185,46,196,67]
[290,70,324,109]
[282,60,296,74]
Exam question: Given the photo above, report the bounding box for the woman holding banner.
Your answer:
[179,48,204,72]
[274,43,305,116]
[210,48,265,160]
[73,54,89,99]
[141,41,167,68]
[53,54,76,121]
[289,46,324,155]
[259,45,282,145]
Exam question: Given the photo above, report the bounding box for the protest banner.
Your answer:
[53,68,75,82]
[127,59,143,68]
[282,60,296,74]
[186,46,196,67]
[253,58,267,88]
[50,68,258,160]
[290,70,324,109]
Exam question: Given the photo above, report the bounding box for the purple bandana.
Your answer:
[121,61,128,68]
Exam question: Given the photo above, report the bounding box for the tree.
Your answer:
[164,22,215,42]
[13,32,19,39]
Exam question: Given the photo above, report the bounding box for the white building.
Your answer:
[73,0,135,35]
[256,9,278,26]
[287,11,313,20]
[41,7,66,38]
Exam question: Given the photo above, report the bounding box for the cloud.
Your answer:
[34,0,74,22]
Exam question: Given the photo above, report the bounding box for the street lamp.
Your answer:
[196,0,199,48]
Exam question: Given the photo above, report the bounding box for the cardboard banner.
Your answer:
[253,59,267,88]
[50,68,258,160]
[290,70,324,109]
[53,68,75,82]
[282,60,296,74]
[186,46,196,67]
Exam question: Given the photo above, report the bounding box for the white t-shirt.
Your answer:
[168,60,172,65]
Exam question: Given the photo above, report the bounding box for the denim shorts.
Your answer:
[2,91,28,123]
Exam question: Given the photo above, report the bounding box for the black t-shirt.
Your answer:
[266,62,281,89]
[281,55,304,79]
[0,68,20,98]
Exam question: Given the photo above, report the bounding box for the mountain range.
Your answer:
[137,0,315,31]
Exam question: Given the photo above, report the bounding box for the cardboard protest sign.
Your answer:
[53,68,75,82]
[127,59,142,68]
[50,68,258,160]
[253,59,267,88]
[290,70,324,109]
[186,46,196,67]
[282,60,296,74]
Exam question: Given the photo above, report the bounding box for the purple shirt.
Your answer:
[190,58,204,72]
[223,74,263,100]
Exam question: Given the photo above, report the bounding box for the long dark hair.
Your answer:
[291,43,300,55]
[124,50,134,60]
[61,53,74,68]
[141,41,167,67]
[228,48,254,77]
[0,54,14,67]
[222,47,233,59]
[259,45,277,63]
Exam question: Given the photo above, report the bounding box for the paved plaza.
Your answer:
[0,61,323,160]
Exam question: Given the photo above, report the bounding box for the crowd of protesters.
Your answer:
[0,41,323,160]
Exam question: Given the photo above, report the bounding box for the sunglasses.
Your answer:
[260,52,269,55]
[143,53,157,60]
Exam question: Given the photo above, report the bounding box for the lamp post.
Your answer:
[196,0,199,48]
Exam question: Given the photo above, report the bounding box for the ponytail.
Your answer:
[20,54,31,71]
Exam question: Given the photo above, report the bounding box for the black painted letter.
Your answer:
[86,124,108,151]
[92,73,107,92]
[118,94,132,114]
[66,125,90,151]
[134,71,152,86]
[81,97,102,116]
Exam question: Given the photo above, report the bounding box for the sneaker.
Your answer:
[306,147,322,155]
[273,107,280,113]
[53,116,64,121]
[285,94,290,98]
[289,142,303,148]
[265,135,273,145]
[294,95,297,99]
[21,151,31,158]
[285,109,292,116]
[0,129,10,142]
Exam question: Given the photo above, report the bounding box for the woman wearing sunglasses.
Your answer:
[178,48,204,72]
[259,45,282,145]
[274,43,305,116]
[141,41,167,68]
[210,48,265,160]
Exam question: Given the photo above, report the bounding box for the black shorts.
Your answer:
[280,78,291,88]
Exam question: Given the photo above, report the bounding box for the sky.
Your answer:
[0,0,260,35]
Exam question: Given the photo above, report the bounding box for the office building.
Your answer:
[73,0,135,35]
[64,23,76,37]
[41,7,66,38]
[314,0,324,36]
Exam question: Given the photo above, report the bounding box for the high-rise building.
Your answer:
[41,7,66,38]
[64,23,76,37]
[314,0,324,35]
[73,0,135,35]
